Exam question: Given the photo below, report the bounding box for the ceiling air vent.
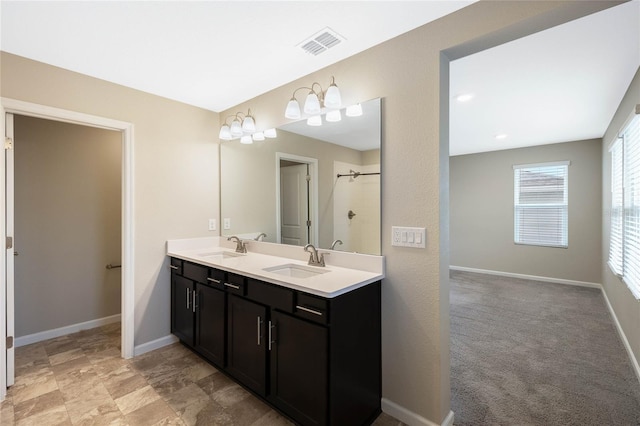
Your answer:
[298,27,344,56]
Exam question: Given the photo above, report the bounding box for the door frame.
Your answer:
[275,152,318,246]
[0,98,135,401]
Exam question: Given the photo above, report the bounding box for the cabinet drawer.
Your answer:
[205,268,226,290]
[246,279,293,313]
[294,293,328,325]
[223,273,246,296]
[170,257,183,275]
[183,262,208,284]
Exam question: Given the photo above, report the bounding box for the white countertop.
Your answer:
[167,237,385,298]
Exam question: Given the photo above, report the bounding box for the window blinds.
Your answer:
[609,112,640,299]
[514,162,569,248]
[609,138,624,276]
[623,114,640,297]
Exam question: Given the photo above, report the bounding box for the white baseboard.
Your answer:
[382,398,454,426]
[15,314,121,347]
[449,265,602,289]
[133,334,178,357]
[601,289,640,384]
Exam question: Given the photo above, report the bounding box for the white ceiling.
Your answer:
[1,1,638,156]
[450,0,640,156]
[0,0,473,112]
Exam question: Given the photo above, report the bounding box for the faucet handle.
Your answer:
[318,251,329,267]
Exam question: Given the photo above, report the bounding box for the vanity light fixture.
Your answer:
[285,76,342,121]
[219,109,277,143]
[345,103,363,117]
[456,93,474,102]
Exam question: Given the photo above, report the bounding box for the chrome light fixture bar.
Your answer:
[285,76,342,125]
[219,109,277,144]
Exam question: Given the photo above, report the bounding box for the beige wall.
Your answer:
[451,139,602,283]
[218,2,615,423]
[0,1,618,423]
[14,116,121,336]
[602,67,640,373]
[1,52,219,346]
[220,129,362,249]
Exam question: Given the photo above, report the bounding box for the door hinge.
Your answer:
[6,336,14,349]
[306,174,311,182]
[5,137,13,150]
[6,236,13,249]
[306,220,311,227]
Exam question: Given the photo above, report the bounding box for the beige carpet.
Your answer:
[450,270,640,425]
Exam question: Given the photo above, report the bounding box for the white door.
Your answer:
[280,163,309,246]
[5,113,15,387]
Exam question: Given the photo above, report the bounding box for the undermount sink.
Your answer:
[197,251,244,261]
[263,263,329,279]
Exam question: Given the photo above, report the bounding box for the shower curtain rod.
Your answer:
[336,171,381,179]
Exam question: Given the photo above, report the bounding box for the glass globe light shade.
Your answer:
[346,103,363,117]
[285,98,301,119]
[264,128,277,138]
[240,135,253,144]
[252,132,265,141]
[307,115,322,126]
[219,125,232,140]
[303,91,321,115]
[230,120,243,137]
[242,116,256,133]
[324,83,342,109]
[325,109,342,122]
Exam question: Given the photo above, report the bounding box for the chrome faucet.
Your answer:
[330,239,343,250]
[227,236,247,253]
[254,232,267,241]
[304,244,327,267]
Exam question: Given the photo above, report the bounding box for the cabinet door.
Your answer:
[171,274,194,346]
[226,295,267,395]
[195,284,226,366]
[269,311,328,426]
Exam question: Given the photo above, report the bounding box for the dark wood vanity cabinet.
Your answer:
[169,257,381,426]
[170,260,225,366]
[226,295,268,395]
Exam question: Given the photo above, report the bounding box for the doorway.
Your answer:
[1,98,135,400]
[275,152,318,246]
[12,115,122,349]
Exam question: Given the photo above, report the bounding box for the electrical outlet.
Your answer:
[391,226,426,248]
[208,218,216,231]
[223,218,231,230]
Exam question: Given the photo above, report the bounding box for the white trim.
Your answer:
[0,97,136,402]
[449,266,602,289]
[513,160,570,170]
[275,152,319,246]
[134,334,179,357]
[441,410,455,426]
[601,288,640,385]
[381,398,453,426]
[15,314,121,347]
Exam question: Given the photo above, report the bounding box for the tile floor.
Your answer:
[0,324,404,425]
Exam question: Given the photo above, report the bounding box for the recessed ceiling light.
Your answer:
[455,93,474,102]
[495,133,508,140]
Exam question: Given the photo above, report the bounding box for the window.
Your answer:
[609,111,640,298]
[513,162,569,248]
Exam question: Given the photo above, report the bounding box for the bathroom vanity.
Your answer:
[167,238,384,426]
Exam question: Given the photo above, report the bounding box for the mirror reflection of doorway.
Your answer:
[276,152,318,247]
[280,160,310,246]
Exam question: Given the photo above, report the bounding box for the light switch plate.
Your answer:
[208,218,216,231]
[391,226,426,248]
